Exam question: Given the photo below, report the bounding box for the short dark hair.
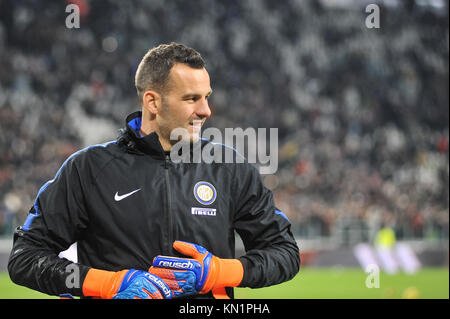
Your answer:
[135,42,206,101]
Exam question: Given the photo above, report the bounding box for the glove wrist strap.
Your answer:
[216,258,244,288]
[82,268,127,299]
[201,257,244,293]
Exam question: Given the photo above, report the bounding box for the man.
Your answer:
[8,42,300,299]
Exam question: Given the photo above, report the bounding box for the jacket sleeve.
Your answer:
[8,153,91,297]
[232,163,300,288]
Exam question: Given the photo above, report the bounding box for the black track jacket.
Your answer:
[8,111,300,298]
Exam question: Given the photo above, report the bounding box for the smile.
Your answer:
[189,121,202,132]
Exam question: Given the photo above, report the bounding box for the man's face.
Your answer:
[157,63,212,147]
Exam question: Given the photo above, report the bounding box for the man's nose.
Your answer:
[196,98,211,118]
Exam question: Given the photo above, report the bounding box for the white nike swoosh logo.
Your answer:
[114,189,141,201]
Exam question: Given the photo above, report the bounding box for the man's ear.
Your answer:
[142,90,162,115]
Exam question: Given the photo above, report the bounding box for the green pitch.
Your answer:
[236,267,449,299]
[0,267,448,299]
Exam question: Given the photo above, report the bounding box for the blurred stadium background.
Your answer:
[0,0,448,298]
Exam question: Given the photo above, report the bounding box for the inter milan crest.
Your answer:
[193,181,217,205]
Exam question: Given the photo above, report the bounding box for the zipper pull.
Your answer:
[164,153,170,169]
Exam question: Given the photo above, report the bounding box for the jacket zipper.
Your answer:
[164,154,173,255]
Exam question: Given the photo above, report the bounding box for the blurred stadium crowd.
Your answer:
[0,0,448,245]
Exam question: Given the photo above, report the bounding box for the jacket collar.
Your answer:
[124,111,166,159]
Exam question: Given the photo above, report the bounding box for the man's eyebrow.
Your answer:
[182,90,213,98]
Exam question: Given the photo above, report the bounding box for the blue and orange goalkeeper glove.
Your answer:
[149,241,244,299]
[82,268,174,299]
